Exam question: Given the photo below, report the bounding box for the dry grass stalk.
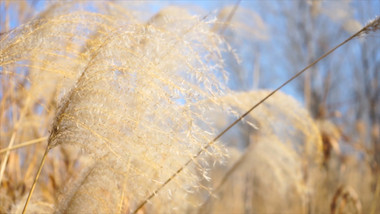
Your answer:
[331,185,362,214]
[0,137,47,154]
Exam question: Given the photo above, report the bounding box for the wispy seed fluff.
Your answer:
[48,7,229,213]
[359,16,380,36]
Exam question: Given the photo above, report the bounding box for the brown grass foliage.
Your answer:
[1,1,379,214]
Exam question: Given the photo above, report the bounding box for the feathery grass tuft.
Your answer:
[11,4,231,213]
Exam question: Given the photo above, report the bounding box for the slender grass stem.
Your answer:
[22,147,49,214]
[0,137,47,154]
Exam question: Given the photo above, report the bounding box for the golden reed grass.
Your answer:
[0,1,379,213]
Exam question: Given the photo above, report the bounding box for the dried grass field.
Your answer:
[0,1,379,214]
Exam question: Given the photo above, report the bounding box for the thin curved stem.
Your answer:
[22,147,49,214]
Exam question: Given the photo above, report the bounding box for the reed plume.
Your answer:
[199,90,322,213]
[2,3,231,213]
